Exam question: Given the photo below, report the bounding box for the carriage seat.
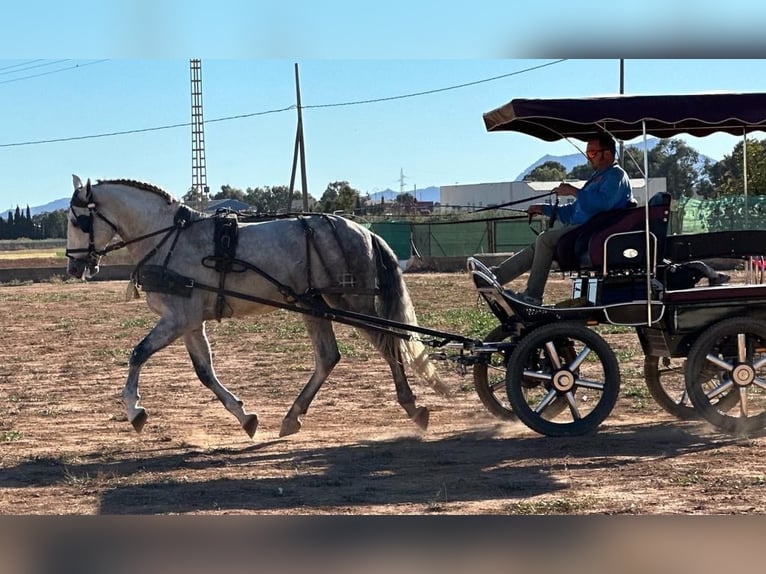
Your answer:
[554,192,671,273]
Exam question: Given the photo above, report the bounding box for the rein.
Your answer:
[470,190,556,214]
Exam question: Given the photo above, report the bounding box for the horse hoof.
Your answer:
[130,409,148,433]
[279,417,302,437]
[411,406,430,430]
[242,414,259,438]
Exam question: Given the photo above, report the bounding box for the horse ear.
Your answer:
[72,174,83,190]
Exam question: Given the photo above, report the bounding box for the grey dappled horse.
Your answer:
[66,175,447,439]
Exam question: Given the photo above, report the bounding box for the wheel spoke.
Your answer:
[705,353,733,372]
[705,377,734,400]
[737,333,747,363]
[568,346,591,371]
[740,387,748,417]
[522,370,552,383]
[573,377,605,391]
[543,341,562,369]
[533,388,558,414]
[752,376,766,391]
[564,391,582,419]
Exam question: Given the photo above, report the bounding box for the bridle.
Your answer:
[65,179,189,271]
[65,179,122,269]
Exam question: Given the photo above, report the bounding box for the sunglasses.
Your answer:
[585,149,605,159]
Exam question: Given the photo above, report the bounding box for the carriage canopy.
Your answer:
[483,92,766,141]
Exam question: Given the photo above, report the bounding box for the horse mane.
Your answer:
[97,179,176,205]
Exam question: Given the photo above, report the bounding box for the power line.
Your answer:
[0,59,45,72]
[0,105,297,148]
[0,59,109,85]
[304,59,568,109]
[0,59,70,77]
[0,59,568,148]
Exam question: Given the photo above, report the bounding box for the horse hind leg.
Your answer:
[280,316,340,437]
[184,326,259,438]
[365,328,430,431]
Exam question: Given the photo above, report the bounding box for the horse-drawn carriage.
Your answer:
[469,92,766,437]
[66,92,766,440]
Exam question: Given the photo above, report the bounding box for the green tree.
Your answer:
[621,138,702,199]
[566,164,593,180]
[213,185,247,202]
[317,181,360,213]
[35,209,67,238]
[706,138,766,197]
[245,185,300,213]
[525,161,567,182]
[396,192,416,205]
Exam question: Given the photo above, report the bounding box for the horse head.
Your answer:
[66,174,119,279]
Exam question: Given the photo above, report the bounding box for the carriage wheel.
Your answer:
[506,322,620,437]
[644,356,698,420]
[472,325,517,420]
[685,317,766,435]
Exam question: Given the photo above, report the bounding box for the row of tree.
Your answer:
[184,180,419,215]
[0,205,68,240]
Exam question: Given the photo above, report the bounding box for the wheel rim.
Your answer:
[644,356,699,420]
[506,322,620,437]
[472,325,517,420]
[686,317,766,435]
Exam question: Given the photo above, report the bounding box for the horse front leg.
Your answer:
[280,316,340,437]
[123,317,185,433]
[184,324,259,438]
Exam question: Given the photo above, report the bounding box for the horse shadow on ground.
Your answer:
[0,420,739,514]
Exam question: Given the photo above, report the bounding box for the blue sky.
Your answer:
[3,3,766,209]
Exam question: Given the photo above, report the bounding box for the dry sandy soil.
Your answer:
[1,265,766,515]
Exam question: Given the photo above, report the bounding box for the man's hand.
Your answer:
[553,182,578,197]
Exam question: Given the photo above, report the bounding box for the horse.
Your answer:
[65,174,448,439]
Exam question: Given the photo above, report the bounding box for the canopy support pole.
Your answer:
[643,121,653,326]
[743,129,749,230]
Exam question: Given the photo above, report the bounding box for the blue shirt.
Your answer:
[542,162,633,225]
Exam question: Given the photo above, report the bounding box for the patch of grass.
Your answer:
[119,317,156,329]
[336,340,370,359]
[217,319,267,335]
[419,307,496,339]
[671,468,706,486]
[503,496,596,515]
[0,430,23,442]
[0,279,33,287]
[91,348,131,361]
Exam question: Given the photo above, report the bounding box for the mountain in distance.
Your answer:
[515,137,717,181]
[3,197,70,217]
[28,197,70,216]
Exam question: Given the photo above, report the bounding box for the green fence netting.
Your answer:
[678,195,766,234]
[371,218,541,259]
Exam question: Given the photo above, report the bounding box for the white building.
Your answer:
[439,178,667,211]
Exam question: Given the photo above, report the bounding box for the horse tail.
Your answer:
[371,234,449,397]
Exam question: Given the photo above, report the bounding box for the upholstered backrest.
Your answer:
[554,192,671,272]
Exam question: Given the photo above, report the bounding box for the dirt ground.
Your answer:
[1,267,766,515]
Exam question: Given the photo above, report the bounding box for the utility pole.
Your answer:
[619,59,625,167]
[289,63,309,212]
[399,168,408,195]
[190,58,208,209]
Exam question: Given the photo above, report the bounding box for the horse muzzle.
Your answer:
[67,256,100,279]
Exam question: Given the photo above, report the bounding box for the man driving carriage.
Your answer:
[492,133,633,305]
